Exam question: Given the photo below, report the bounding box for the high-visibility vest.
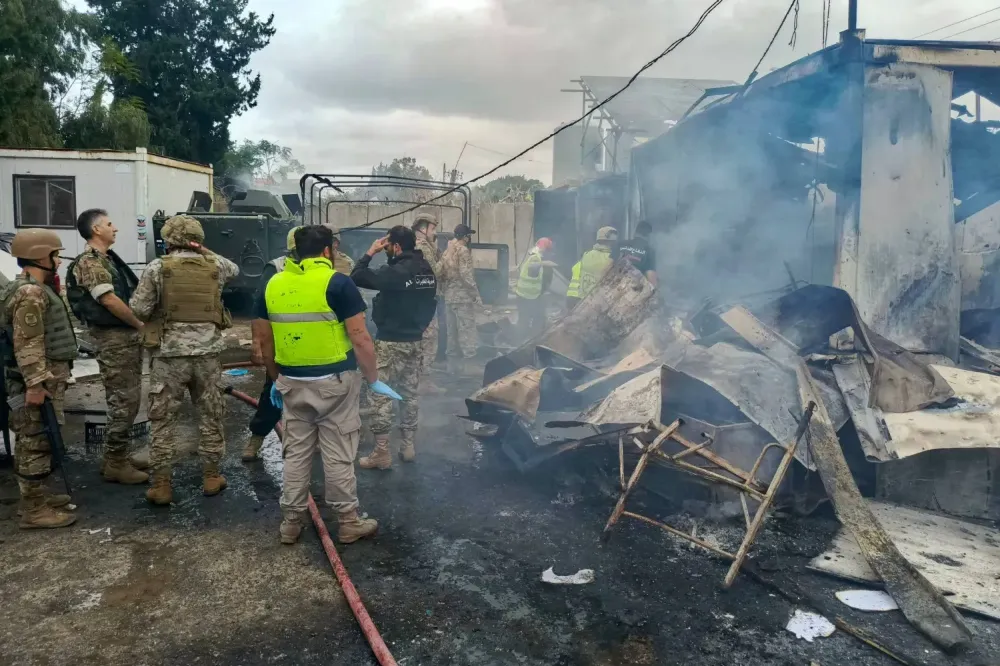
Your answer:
[515,249,544,300]
[566,262,582,299]
[579,246,613,297]
[265,257,353,373]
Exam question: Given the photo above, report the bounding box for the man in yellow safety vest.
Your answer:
[565,226,618,311]
[514,237,554,340]
[252,225,384,546]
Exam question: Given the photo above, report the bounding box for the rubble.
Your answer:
[467,266,1000,655]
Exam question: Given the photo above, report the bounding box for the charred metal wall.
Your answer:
[846,63,960,359]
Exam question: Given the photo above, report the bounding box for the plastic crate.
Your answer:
[84,420,151,455]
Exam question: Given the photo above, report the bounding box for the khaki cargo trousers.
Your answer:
[275,370,363,517]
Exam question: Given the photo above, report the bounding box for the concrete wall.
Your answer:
[325,202,534,268]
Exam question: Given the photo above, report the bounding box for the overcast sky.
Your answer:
[75,0,1000,183]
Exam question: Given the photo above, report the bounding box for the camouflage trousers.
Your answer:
[446,302,478,359]
[147,355,225,471]
[8,364,69,500]
[367,340,422,436]
[90,327,142,456]
[421,315,439,371]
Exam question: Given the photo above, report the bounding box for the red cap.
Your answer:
[536,237,553,252]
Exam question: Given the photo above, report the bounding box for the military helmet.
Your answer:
[11,228,64,260]
[596,226,619,242]
[286,228,298,252]
[161,215,205,247]
[412,215,436,232]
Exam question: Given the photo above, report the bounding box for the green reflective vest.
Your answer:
[566,262,582,299]
[579,247,613,297]
[515,250,544,300]
[265,257,353,373]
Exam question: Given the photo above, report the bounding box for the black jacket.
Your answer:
[351,250,437,342]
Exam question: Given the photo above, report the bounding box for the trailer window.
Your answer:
[13,176,76,229]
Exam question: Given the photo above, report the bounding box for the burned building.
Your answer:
[629,35,1000,361]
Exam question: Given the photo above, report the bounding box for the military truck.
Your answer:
[151,189,299,308]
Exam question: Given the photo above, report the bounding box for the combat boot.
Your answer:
[242,434,265,463]
[102,454,150,485]
[145,470,173,506]
[359,435,392,470]
[16,493,72,518]
[203,464,228,496]
[19,501,77,530]
[279,511,305,545]
[337,510,378,544]
[399,429,416,463]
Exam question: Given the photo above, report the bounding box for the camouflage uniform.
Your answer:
[333,251,355,275]
[71,246,142,457]
[131,247,238,474]
[368,340,422,436]
[415,235,442,370]
[440,241,481,359]
[2,280,73,503]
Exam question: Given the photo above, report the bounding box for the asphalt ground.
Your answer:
[1,362,998,665]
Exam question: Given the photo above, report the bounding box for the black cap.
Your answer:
[453,223,476,239]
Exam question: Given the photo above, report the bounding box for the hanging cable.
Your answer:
[342,0,730,232]
[913,5,1000,38]
[788,0,800,48]
[939,16,1000,40]
[742,0,800,89]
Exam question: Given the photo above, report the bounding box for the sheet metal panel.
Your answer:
[855,63,960,357]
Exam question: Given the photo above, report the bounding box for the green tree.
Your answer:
[85,0,275,165]
[60,39,151,151]
[0,0,86,148]
[475,175,545,203]
[219,139,304,185]
[358,157,437,202]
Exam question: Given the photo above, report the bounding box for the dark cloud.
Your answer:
[232,0,996,182]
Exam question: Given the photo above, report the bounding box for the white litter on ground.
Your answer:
[835,590,899,612]
[70,592,103,612]
[785,609,836,642]
[541,567,595,585]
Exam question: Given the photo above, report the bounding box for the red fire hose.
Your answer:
[225,387,398,666]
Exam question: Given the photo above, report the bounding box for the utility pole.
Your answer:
[848,0,858,33]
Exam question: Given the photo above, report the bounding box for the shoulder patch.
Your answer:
[16,302,44,337]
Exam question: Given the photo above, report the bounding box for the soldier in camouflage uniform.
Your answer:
[412,215,447,394]
[66,209,148,485]
[324,225,356,275]
[439,223,482,375]
[0,229,78,529]
[350,226,437,468]
[130,215,239,505]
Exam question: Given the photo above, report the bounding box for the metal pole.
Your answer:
[976,93,982,123]
[848,0,858,32]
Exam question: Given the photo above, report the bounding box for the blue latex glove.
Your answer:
[269,383,283,409]
[370,380,402,401]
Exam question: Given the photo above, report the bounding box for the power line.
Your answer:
[743,0,800,89]
[466,143,551,165]
[340,0,729,231]
[913,5,1000,38]
[940,16,1000,40]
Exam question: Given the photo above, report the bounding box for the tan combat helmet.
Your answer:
[161,215,205,248]
[596,226,618,242]
[11,229,64,260]
[411,214,436,232]
[286,227,298,252]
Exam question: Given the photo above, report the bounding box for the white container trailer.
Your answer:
[0,147,212,270]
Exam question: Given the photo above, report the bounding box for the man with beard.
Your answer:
[351,225,437,468]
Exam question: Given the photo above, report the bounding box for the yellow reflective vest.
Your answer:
[579,246,613,297]
[515,249,544,300]
[265,257,353,374]
[566,262,582,299]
